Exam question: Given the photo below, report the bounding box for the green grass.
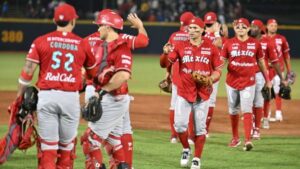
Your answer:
[0,125,300,169]
[1,52,300,99]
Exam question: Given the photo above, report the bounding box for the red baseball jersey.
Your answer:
[221,37,264,90]
[168,39,222,102]
[268,34,290,71]
[83,31,148,85]
[26,31,96,91]
[255,36,279,73]
[93,38,132,94]
[167,29,189,86]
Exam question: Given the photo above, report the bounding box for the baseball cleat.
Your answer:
[190,157,201,169]
[269,117,276,122]
[228,138,241,147]
[262,118,270,129]
[243,141,254,151]
[252,129,261,140]
[275,110,283,122]
[180,148,191,167]
[170,137,177,144]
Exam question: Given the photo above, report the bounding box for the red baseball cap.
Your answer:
[251,19,266,33]
[204,12,217,24]
[180,12,194,26]
[54,3,78,22]
[189,17,205,28]
[235,18,250,27]
[267,18,278,25]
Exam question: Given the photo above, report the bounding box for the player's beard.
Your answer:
[250,29,259,38]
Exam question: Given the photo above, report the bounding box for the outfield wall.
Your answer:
[0,18,299,57]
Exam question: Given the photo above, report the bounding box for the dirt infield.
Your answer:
[0,91,299,136]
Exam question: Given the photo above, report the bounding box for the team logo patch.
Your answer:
[59,15,64,20]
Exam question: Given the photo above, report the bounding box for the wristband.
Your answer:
[214,32,221,38]
[99,89,108,97]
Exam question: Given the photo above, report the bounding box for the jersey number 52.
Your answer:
[51,51,74,72]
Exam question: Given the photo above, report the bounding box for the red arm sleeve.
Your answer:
[282,36,290,60]
[256,42,264,60]
[132,33,149,49]
[82,39,97,79]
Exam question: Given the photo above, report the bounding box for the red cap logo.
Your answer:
[54,3,78,22]
[189,17,205,28]
[204,12,217,24]
[236,18,250,27]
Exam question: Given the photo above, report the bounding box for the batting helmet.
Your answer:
[94,10,124,30]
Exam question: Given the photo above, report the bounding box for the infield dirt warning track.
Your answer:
[0,91,299,136]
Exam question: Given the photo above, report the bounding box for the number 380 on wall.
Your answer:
[1,30,23,43]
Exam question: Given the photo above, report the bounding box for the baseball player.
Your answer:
[10,3,97,169]
[265,18,292,122]
[83,10,148,169]
[160,11,194,144]
[250,19,287,138]
[202,11,223,138]
[80,11,134,169]
[167,17,222,169]
[221,18,272,151]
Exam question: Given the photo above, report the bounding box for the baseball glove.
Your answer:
[158,79,172,93]
[191,72,213,86]
[279,85,291,100]
[286,71,296,85]
[81,96,103,122]
[261,86,275,101]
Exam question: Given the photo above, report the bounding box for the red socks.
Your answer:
[275,94,282,111]
[206,107,214,133]
[178,131,190,149]
[121,134,133,168]
[253,108,263,129]
[243,113,253,142]
[263,100,270,118]
[194,135,206,158]
[230,114,240,139]
[188,112,195,141]
[169,110,177,138]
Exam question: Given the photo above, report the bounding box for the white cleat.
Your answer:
[188,139,194,145]
[190,157,201,169]
[180,148,191,167]
[262,118,270,129]
[275,110,283,122]
[252,129,261,140]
